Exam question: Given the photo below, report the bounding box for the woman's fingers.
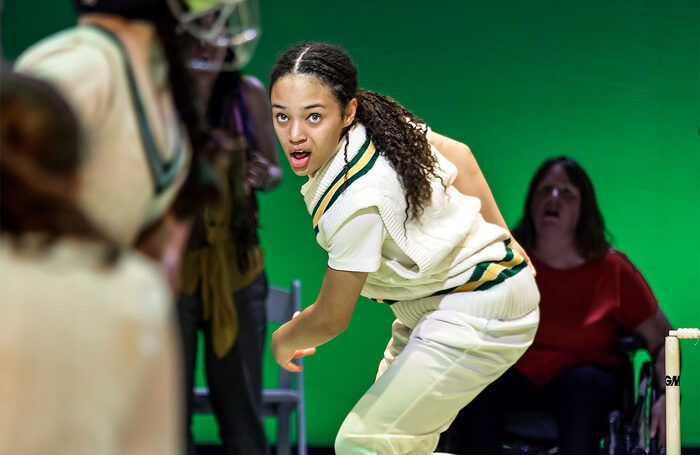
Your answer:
[282,362,303,372]
[293,347,316,359]
[281,348,316,373]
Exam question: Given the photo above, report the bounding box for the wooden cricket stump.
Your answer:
[665,328,700,455]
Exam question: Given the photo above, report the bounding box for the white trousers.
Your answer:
[335,268,540,455]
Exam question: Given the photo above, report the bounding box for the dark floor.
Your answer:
[195,446,334,455]
[197,445,700,455]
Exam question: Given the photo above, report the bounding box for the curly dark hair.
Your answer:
[269,41,441,220]
[512,156,610,261]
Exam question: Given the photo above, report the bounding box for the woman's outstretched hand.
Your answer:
[271,333,316,372]
[271,310,316,372]
[270,268,367,373]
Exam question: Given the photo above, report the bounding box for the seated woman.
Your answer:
[0,72,180,454]
[441,156,672,455]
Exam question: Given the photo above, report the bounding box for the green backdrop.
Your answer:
[3,0,698,447]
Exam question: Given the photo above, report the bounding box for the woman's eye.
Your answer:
[275,113,288,122]
[308,113,321,123]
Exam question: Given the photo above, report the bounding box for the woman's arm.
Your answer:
[634,306,673,442]
[429,132,508,230]
[241,75,282,192]
[271,267,367,371]
[430,132,532,268]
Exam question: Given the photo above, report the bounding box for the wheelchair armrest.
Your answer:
[618,333,647,353]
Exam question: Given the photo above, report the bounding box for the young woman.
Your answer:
[267,42,541,454]
[442,156,672,455]
[0,71,180,454]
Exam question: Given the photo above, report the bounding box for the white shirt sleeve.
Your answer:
[327,207,384,273]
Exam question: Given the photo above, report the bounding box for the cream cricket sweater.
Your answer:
[301,123,527,304]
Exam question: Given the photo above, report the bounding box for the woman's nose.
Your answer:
[289,121,305,143]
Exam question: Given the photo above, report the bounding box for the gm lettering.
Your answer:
[665,375,680,386]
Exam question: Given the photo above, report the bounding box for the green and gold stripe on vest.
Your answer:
[312,137,379,234]
[372,239,527,304]
[452,239,527,292]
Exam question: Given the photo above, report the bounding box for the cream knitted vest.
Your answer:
[301,124,514,301]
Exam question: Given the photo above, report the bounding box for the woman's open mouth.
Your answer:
[290,151,311,168]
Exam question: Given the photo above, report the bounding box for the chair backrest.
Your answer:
[263,280,307,455]
[191,280,306,454]
[265,279,302,390]
[266,280,301,324]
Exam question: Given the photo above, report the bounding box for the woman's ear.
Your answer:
[343,98,358,127]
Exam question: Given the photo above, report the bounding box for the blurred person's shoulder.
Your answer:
[0,236,171,324]
[241,74,269,97]
[241,74,265,91]
[16,25,119,77]
[14,25,122,127]
[602,247,647,277]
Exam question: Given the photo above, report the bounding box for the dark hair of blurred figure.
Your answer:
[512,156,609,261]
[0,71,115,251]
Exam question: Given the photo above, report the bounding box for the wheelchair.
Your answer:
[503,334,661,455]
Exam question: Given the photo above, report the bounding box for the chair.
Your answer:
[262,280,308,455]
[503,334,660,455]
[193,279,307,455]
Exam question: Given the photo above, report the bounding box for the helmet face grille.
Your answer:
[167,0,260,70]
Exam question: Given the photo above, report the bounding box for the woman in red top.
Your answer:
[441,156,672,455]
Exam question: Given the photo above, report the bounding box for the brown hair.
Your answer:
[0,71,118,259]
[512,156,610,261]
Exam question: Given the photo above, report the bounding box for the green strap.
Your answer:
[89,25,186,194]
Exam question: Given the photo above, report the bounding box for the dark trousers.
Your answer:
[439,365,616,455]
[177,273,268,455]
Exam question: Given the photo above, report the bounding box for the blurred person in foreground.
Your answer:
[13,0,248,285]
[442,156,672,455]
[0,71,180,455]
